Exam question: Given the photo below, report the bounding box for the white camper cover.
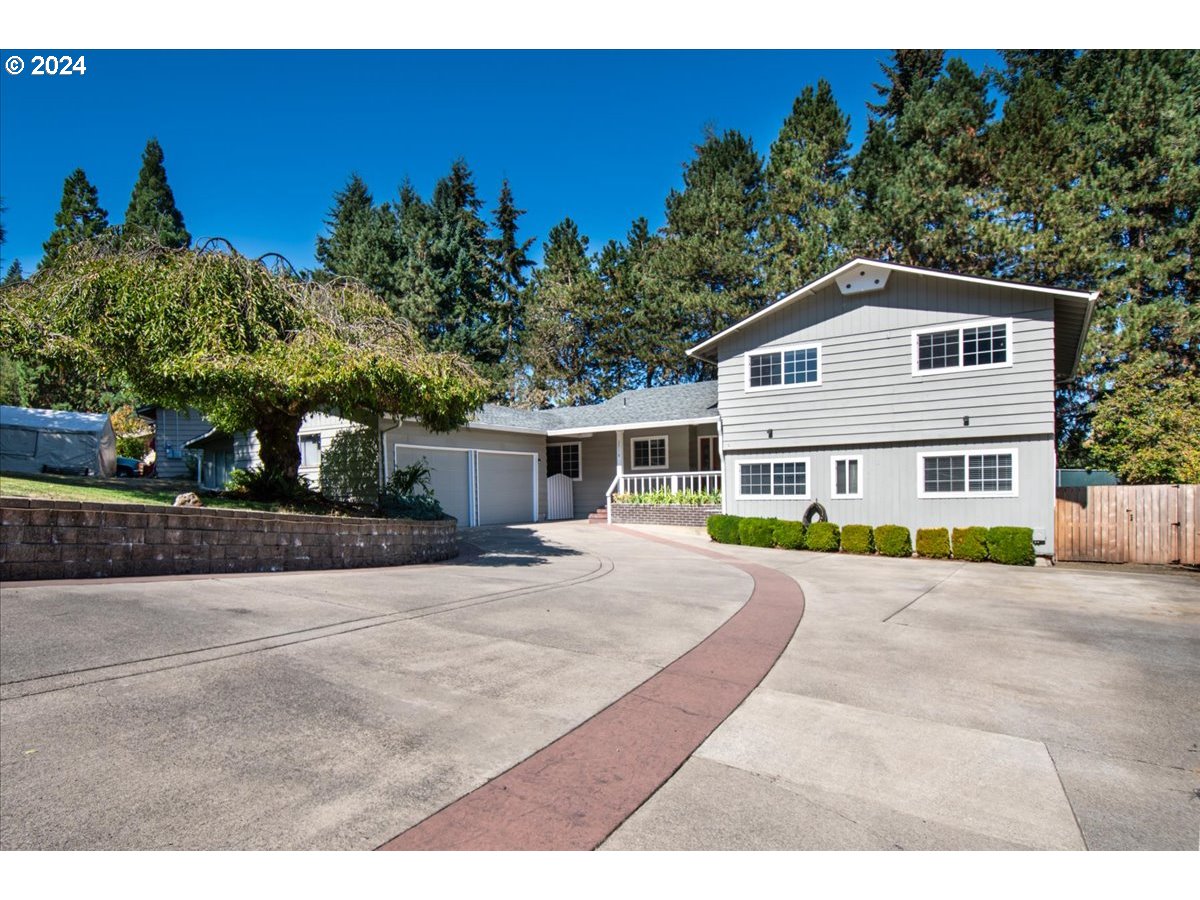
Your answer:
[0,405,118,477]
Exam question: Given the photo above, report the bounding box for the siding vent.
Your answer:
[837,264,891,296]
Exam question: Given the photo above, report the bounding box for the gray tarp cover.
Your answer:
[0,405,118,477]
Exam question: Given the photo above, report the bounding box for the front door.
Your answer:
[698,435,720,471]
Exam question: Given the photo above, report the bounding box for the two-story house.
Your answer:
[184,259,1095,554]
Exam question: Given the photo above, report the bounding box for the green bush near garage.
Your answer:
[986,526,1036,566]
[840,524,874,554]
[706,514,742,545]
[951,526,989,561]
[915,528,951,559]
[773,519,807,550]
[739,517,779,548]
[875,525,912,558]
[806,521,841,552]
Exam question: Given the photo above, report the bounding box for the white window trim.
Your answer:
[830,454,864,499]
[547,441,583,482]
[743,341,823,392]
[911,318,1014,377]
[916,448,1019,498]
[697,434,720,472]
[629,434,669,470]
[734,456,813,501]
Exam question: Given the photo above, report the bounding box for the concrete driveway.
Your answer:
[1,522,1196,849]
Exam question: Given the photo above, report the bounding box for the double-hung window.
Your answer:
[735,457,811,500]
[547,442,581,480]
[917,450,1017,497]
[830,455,863,499]
[299,434,321,467]
[745,342,821,390]
[912,319,1011,375]
[630,436,668,470]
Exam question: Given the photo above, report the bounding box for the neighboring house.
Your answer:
[688,259,1096,554]
[178,259,1096,553]
[0,405,118,477]
[138,406,212,479]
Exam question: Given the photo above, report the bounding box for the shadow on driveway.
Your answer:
[450,524,587,568]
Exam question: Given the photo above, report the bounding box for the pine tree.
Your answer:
[762,80,853,297]
[518,219,606,408]
[652,128,767,380]
[123,139,190,248]
[41,168,110,269]
[596,217,664,394]
[4,260,23,285]
[487,179,534,364]
[314,174,399,301]
[866,49,945,120]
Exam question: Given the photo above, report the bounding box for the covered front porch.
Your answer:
[543,420,722,522]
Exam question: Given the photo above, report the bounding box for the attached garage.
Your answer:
[392,442,538,526]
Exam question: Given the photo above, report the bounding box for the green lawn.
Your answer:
[0,471,280,512]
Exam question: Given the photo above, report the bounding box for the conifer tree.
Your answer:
[761,80,853,297]
[314,174,399,302]
[124,139,190,248]
[4,260,23,285]
[866,50,945,119]
[488,179,534,363]
[41,169,110,270]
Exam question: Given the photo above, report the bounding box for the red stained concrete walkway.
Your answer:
[378,528,805,851]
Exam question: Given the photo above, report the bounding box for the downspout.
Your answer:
[378,416,400,491]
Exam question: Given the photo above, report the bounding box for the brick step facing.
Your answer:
[587,507,607,524]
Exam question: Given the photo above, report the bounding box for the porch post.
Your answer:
[609,429,625,525]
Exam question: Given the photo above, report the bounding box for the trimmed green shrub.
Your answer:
[986,526,1036,566]
[806,521,841,552]
[840,524,874,554]
[952,526,989,561]
[875,525,912,558]
[739,517,778,548]
[916,528,951,559]
[319,425,380,504]
[773,520,807,550]
[706,514,742,545]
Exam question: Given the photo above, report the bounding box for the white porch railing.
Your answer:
[605,470,723,523]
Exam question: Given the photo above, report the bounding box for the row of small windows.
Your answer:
[745,320,1011,388]
[734,451,1016,499]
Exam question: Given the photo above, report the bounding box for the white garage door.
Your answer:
[476,451,536,526]
[393,446,470,523]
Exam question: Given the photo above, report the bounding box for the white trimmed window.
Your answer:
[917,450,1018,498]
[299,434,322,467]
[630,435,668,470]
[912,319,1012,375]
[735,457,811,499]
[745,342,821,390]
[547,442,582,480]
[831,455,863,499]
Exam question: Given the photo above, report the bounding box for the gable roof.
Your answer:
[686,258,1098,381]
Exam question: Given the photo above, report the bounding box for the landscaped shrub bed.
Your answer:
[739,517,778,547]
[985,527,1036,566]
[706,514,742,544]
[952,526,989,561]
[840,524,874,554]
[806,521,841,552]
[773,520,807,549]
[875,525,912,558]
[916,528,951,559]
[706,515,1039,566]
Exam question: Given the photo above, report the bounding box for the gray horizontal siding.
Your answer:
[156,408,212,479]
[722,435,1056,551]
[718,271,1057,450]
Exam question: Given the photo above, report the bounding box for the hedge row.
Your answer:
[706,516,1034,565]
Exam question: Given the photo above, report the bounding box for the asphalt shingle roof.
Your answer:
[470,381,718,433]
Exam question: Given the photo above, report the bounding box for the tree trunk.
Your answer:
[254,409,305,481]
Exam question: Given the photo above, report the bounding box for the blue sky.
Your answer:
[0,50,1002,274]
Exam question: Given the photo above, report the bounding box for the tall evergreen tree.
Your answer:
[850,55,997,273]
[652,128,767,380]
[596,217,665,394]
[123,138,190,248]
[314,174,399,300]
[487,179,534,362]
[4,260,24,285]
[518,219,606,408]
[41,168,110,269]
[761,80,853,297]
[866,49,945,120]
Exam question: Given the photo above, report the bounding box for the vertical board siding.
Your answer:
[1055,485,1199,565]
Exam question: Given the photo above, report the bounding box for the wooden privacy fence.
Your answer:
[1055,484,1199,565]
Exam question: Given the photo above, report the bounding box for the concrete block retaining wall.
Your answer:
[0,498,458,581]
[609,502,723,528]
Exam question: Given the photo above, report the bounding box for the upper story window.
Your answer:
[547,442,582,480]
[745,342,821,391]
[912,319,1012,376]
[630,435,668,469]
